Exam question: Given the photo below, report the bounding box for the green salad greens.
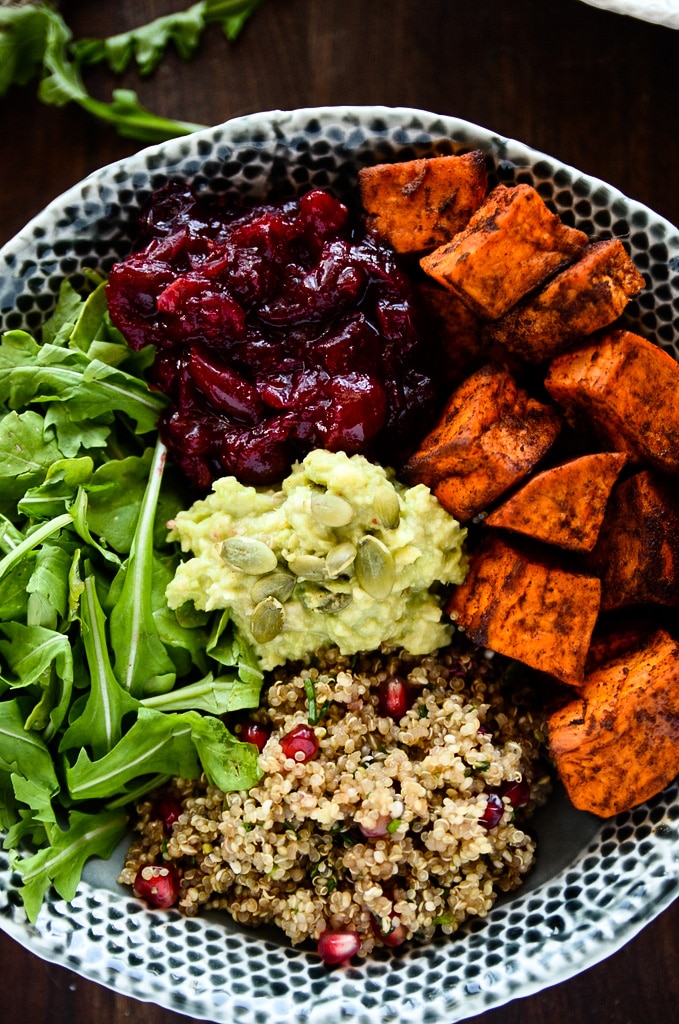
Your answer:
[0,274,264,921]
[0,0,264,142]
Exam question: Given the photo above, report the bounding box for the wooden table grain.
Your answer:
[1,2,677,1022]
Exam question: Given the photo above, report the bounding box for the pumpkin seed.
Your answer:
[373,484,401,530]
[250,596,285,643]
[310,492,354,528]
[250,569,296,604]
[287,553,329,581]
[300,585,352,614]
[318,591,353,614]
[325,541,357,578]
[221,537,278,575]
[355,535,395,600]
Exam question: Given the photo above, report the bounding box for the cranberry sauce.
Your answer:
[107,184,436,487]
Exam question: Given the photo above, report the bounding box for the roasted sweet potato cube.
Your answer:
[414,280,485,387]
[548,628,679,816]
[584,615,656,675]
[586,469,679,610]
[446,534,601,685]
[545,328,679,474]
[486,239,646,362]
[402,363,561,522]
[359,150,488,255]
[419,183,588,320]
[485,452,627,552]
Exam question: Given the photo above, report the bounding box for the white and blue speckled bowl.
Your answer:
[1,107,678,1024]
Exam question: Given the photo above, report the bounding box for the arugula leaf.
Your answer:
[0,277,267,920]
[84,449,172,555]
[141,669,262,715]
[0,621,74,736]
[0,699,60,794]
[189,712,262,791]
[0,512,73,586]
[0,409,63,514]
[0,3,50,94]
[26,540,74,630]
[1,1,265,142]
[0,558,32,623]
[109,440,177,697]
[59,574,139,760]
[65,706,262,802]
[0,330,167,436]
[63,706,201,801]
[74,0,262,76]
[18,457,94,521]
[13,806,129,923]
[206,608,264,687]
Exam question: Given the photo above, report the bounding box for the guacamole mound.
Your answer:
[166,450,468,670]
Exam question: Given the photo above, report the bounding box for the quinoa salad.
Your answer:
[120,642,551,959]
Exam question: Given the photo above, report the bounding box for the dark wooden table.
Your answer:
[1,2,677,1022]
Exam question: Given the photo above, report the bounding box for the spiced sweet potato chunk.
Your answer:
[548,628,679,816]
[414,280,486,388]
[586,469,679,610]
[446,534,601,686]
[358,151,488,255]
[402,363,561,522]
[486,239,646,362]
[545,328,679,473]
[419,183,588,320]
[485,452,627,552]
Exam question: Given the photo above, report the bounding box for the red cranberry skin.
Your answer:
[377,676,410,719]
[240,720,270,752]
[133,863,181,909]
[317,929,361,965]
[107,184,437,488]
[479,792,505,830]
[280,723,319,763]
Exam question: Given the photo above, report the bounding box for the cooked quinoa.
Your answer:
[120,641,551,955]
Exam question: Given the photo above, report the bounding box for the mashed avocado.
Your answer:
[166,450,467,670]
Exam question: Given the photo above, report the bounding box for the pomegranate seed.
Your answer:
[280,723,319,762]
[479,792,505,829]
[377,676,410,719]
[372,914,408,948]
[359,813,391,838]
[152,796,183,835]
[240,720,270,752]
[500,778,531,808]
[317,929,361,965]
[133,863,181,909]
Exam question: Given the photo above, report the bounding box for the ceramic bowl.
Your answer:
[1,106,678,1024]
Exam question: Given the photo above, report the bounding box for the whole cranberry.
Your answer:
[317,929,361,965]
[240,720,270,752]
[479,792,505,830]
[377,676,410,719]
[299,189,349,240]
[280,723,319,763]
[133,863,181,909]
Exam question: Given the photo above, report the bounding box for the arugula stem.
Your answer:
[0,512,72,583]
